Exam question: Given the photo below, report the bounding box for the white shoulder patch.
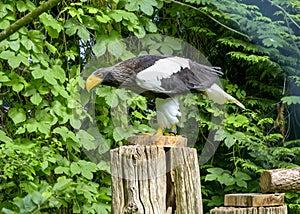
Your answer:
[137,56,189,81]
[136,56,190,92]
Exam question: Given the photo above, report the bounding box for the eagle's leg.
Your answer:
[156,127,164,136]
[167,124,177,136]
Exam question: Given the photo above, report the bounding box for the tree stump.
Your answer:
[110,135,203,214]
[260,168,300,193]
[210,193,287,214]
[210,206,288,214]
[224,193,284,207]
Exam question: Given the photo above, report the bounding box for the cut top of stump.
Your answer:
[224,193,284,207]
[127,135,187,147]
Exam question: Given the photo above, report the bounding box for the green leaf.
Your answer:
[281,96,300,105]
[70,162,81,176]
[31,66,44,79]
[76,129,96,150]
[54,166,70,175]
[37,122,51,135]
[236,180,247,188]
[214,129,226,141]
[207,167,225,175]
[53,126,78,142]
[10,40,20,51]
[0,72,10,82]
[234,171,251,181]
[70,115,82,129]
[8,107,26,124]
[92,38,107,57]
[30,93,42,105]
[79,160,98,180]
[125,0,157,16]
[0,19,10,30]
[45,41,57,53]
[16,0,28,12]
[224,134,235,148]
[107,39,124,58]
[39,13,62,38]
[96,14,111,23]
[77,26,90,41]
[25,0,36,10]
[0,130,13,143]
[44,70,57,85]
[0,50,15,60]
[205,173,218,181]
[219,173,235,186]
[226,114,249,127]
[64,18,78,36]
[53,177,73,191]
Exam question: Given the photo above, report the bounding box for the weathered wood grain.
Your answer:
[210,206,287,214]
[260,168,300,193]
[111,146,166,214]
[170,147,203,214]
[127,135,187,147]
[224,193,284,207]
[110,143,203,214]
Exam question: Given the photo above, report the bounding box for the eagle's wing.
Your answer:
[135,56,220,94]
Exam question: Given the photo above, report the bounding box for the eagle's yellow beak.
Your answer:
[86,75,103,92]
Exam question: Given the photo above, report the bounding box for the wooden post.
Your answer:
[110,135,203,214]
[260,168,300,193]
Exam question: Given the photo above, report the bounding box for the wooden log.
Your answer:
[210,206,287,214]
[110,142,203,213]
[169,146,203,213]
[224,193,284,207]
[260,168,300,193]
[127,135,187,147]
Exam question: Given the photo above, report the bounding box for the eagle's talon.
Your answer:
[164,130,177,136]
[164,124,178,136]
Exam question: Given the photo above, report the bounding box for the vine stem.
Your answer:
[168,0,251,40]
[0,0,62,42]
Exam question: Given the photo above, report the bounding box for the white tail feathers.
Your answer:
[204,83,245,109]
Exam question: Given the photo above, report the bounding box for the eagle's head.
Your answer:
[86,67,113,91]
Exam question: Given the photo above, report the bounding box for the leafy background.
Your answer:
[0,0,300,213]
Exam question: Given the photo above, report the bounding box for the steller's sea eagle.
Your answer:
[85,54,245,135]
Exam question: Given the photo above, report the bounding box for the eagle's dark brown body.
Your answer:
[93,54,222,98]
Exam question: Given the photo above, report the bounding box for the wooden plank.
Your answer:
[260,168,300,193]
[127,135,187,147]
[224,193,284,207]
[210,206,288,214]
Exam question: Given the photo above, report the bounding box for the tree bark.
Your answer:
[260,168,300,193]
[0,0,62,42]
[210,206,287,214]
[224,193,284,207]
[110,138,203,214]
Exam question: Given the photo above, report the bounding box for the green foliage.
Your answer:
[0,0,159,213]
[1,0,300,213]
